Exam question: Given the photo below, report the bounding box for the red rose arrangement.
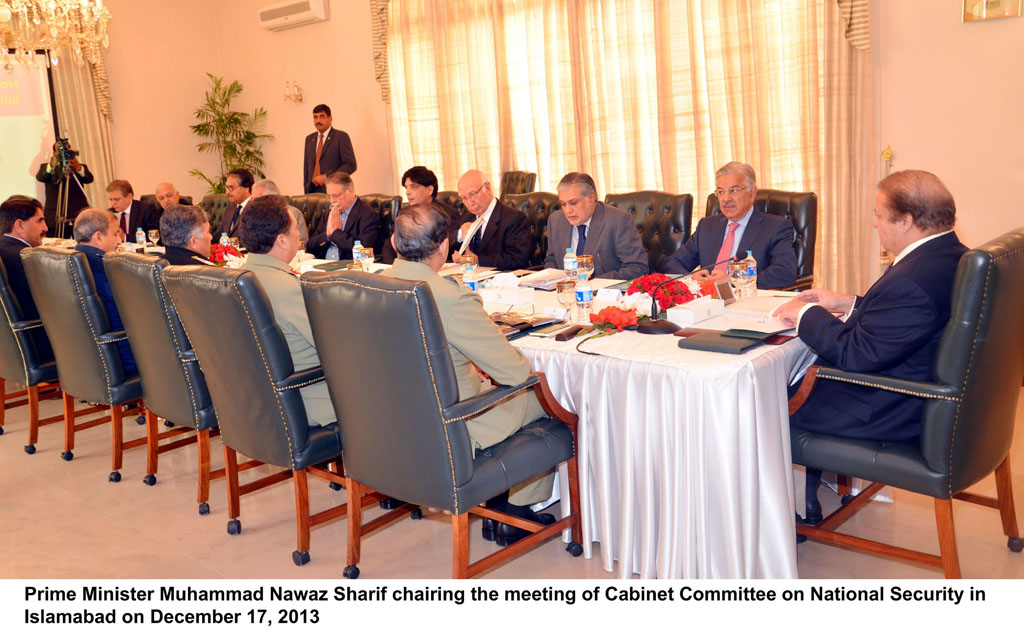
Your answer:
[588,306,639,333]
[627,273,696,313]
[209,243,241,266]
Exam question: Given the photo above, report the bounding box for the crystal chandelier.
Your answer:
[0,0,112,70]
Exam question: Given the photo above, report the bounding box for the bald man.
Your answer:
[451,170,530,271]
[154,183,181,212]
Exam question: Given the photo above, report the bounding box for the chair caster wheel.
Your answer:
[109,471,121,483]
[1009,537,1023,553]
[227,519,241,535]
[198,502,210,516]
[410,508,423,520]
[343,565,360,579]
[164,420,175,428]
[61,450,73,461]
[24,444,36,455]
[328,482,342,491]
[841,494,855,506]
[0,426,4,435]
[135,415,146,425]
[143,474,156,486]
[566,542,583,557]
[292,551,310,566]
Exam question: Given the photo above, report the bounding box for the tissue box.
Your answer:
[666,296,725,327]
[478,286,535,305]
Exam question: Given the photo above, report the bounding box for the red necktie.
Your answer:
[313,134,324,180]
[119,212,128,237]
[714,222,739,273]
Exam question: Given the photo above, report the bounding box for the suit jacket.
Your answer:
[76,244,137,375]
[661,209,798,289]
[239,253,335,426]
[307,197,380,260]
[36,162,94,233]
[790,232,968,442]
[162,245,214,266]
[214,199,248,239]
[0,236,54,362]
[455,200,530,271]
[544,202,649,280]
[110,200,161,237]
[381,199,461,264]
[302,127,357,193]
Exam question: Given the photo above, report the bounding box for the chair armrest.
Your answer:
[442,375,540,424]
[530,371,579,432]
[276,366,325,391]
[11,319,44,332]
[180,349,197,363]
[96,330,128,345]
[789,365,960,415]
[778,275,813,292]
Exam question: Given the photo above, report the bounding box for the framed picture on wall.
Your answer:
[963,0,1022,22]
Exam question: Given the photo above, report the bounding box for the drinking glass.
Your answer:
[360,246,375,271]
[577,254,594,280]
[556,280,576,322]
[727,261,748,298]
[148,229,160,245]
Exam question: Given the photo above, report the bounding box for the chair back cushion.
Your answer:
[499,171,537,199]
[0,259,56,386]
[288,193,331,229]
[103,253,216,430]
[359,194,402,255]
[435,191,466,217]
[605,191,692,272]
[501,191,561,267]
[301,270,474,508]
[198,194,230,233]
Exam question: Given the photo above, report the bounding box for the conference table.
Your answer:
[482,282,816,579]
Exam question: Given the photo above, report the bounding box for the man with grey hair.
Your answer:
[662,161,797,289]
[251,179,309,243]
[544,171,649,280]
[452,169,530,270]
[160,205,214,266]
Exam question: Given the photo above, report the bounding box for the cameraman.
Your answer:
[35,141,94,237]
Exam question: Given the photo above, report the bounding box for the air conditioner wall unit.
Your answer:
[258,0,329,31]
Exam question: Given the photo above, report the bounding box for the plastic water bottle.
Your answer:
[463,261,479,291]
[574,272,593,321]
[563,247,578,278]
[742,251,758,298]
[351,240,364,263]
[220,233,229,246]
[135,227,146,245]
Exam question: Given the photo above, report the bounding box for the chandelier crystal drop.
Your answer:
[0,0,112,70]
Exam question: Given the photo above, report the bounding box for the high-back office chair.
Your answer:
[301,270,582,578]
[139,194,194,213]
[789,228,1024,577]
[435,191,466,218]
[289,193,331,234]
[501,191,561,267]
[104,252,223,509]
[706,189,817,289]
[198,194,230,234]
[359,193,402,256]
[499,171,538,199]
[605,191,693,273]
[0,260,62,452]
[162,265,398,566]
[21,247,146,481]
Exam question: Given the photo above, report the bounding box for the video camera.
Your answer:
[55,129,79,170]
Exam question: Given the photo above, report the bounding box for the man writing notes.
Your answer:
[544,172,649,280]
[452,169,530,271]
[774,170,967,442]
[302,104,357,194]
[661,161,797,289]
[107,180,160,240]
[307,171,379,260]
[389,203,555,545]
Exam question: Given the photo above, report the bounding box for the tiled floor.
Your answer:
[2,391,1022,579]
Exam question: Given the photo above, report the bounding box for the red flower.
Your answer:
[209,243,241,266]
[627,273,701,312]
[589,306,639,332]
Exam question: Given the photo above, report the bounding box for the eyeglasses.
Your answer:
[459,182,489,202]
[225,184,239,192]
[714,187,749,198]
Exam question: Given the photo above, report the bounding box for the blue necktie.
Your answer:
[470,223,483,253]
[576,225,587,255]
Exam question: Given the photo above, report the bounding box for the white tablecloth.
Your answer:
[488,286,815,578]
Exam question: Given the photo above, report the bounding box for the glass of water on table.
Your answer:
[360,246,375,271]
[555,279,576,323]
[576,254,594,280]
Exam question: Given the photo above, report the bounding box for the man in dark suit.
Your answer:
[381,165,460,264]
[302,104,357,194]
[544,172,649,280]
[35,145,94,237]
[106,179,160,241]
[212,168,254,239]
[160,205,215,266]
[307,171,379,260]
[72,209,136,375]
[0,195,54,363]
[774,170,968,442]
[661,161,797,289]
[452,169,530,271]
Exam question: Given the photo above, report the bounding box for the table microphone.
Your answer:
[637,273,690,335]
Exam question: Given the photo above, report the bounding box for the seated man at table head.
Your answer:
[251,179,308,244]
[545,171,649,280]
[214,168,254,240]
[154,182,181,212]
[774,169,967,442]
[661,161,797,289]
[237,195,335,426]
[107,179,159,240]
[381,165,459,264]
[73,208,137,375]
[389,203,554,543]
[452,169,530,271]
[306,171,380,261]
[160,205,215,266]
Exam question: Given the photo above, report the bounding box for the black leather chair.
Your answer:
[605,191,693,273]
[21,247,146,481]
[287,193,330,231]
[435,191,465,217]
[139,194,194,212]
[789,228,1024,577]
[359,193,402,256]
[705,189,817,289]
[198,194,230,234]
[161,265,396,566]
[501,191,561,267]
[0,260,62,452]
[499,171,537,199]
[104,252,224,508]
[300,270,582,578]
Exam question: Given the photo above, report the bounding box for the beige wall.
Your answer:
[103,0,395,201]
[874,0,1024,249]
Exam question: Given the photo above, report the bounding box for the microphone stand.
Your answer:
[636,254,744,335]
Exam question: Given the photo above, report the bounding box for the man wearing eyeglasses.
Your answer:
[213,169,254,239]
[661,161,797,289]
[451,170,530,271]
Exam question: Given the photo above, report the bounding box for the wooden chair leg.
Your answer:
[110,403,124,480]
[293,469,311,564]
[993,455,1022,543]
[27,385,40,446]
[344,477,363,579]
[934,498,962,579]
[224,446,241,523]
[197,430,211,513]
[145,409,159,478]
[62,392,75,456]
[452,512,470,579]
[0,377,6,427]
[566,456,583,546]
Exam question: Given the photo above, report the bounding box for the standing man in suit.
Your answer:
[774,170,968,442]
[160,205,215,266]
[544,172,649,280]
[452,169,530,271]
[106,179,160,241]
[36,144,94,237]
[302,104,357,194]
[307,171,379,260]
[661,161,797,289]
[213,168,254,239]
